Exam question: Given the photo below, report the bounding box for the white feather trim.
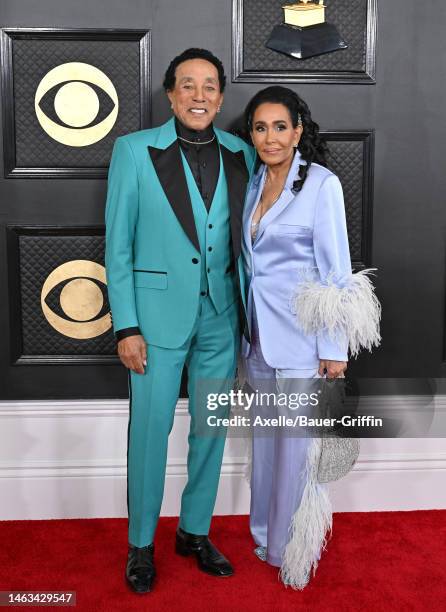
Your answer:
[280,438,332,589]
[291,268,381,358]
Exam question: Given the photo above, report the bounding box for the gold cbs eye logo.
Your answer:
[35,62,119,146]
[41,260,112,339]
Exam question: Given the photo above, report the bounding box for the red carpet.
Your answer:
[0,512,445,611]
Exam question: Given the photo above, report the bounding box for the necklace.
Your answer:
[178,134,216,145]
[259,171,286,205]
[252,171,286,225]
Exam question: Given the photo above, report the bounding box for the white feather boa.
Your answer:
[291,268,381,358]
[280,438,332,589]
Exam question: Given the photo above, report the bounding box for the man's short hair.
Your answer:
[163,48,226,93]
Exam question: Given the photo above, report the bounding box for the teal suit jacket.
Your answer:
[105,117,255,348]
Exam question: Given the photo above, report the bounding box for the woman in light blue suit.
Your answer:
[241,87,381,588]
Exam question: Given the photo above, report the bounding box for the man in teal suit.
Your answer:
[105,48,255,593]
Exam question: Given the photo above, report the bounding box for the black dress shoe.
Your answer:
[125,543,156,593]
[175,527,233,577]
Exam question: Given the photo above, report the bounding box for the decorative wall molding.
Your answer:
[322,130,374,268]
[0,396,445,520]
[1,452,445,480]
[232,0,377,84]
[6,225,120,367]
[1,27,151,178]
[3,394,445,417]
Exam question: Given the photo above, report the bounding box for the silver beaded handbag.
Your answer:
[315,376,360,483]
[317,436,360,483]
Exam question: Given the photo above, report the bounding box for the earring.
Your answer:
[217,107,221,113]
[297,113,303,127]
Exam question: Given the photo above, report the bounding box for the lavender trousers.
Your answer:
[244,307,323,567]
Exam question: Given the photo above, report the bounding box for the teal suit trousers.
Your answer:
[127,296,239,547]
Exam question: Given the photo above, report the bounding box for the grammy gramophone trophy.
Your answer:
[266,1,348,60]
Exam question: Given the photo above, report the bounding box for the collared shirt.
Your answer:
[175,117,220,212]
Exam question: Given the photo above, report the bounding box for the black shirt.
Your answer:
[175,117,220,212]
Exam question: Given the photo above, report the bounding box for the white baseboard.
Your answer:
[0,398,445,520]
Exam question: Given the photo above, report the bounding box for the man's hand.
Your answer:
[117,335,147,374]
[318,359,347,379]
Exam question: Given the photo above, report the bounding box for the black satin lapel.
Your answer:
[220,145,249,260]
[148,142,200,253]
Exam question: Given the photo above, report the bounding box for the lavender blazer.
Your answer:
[241,150,381,370]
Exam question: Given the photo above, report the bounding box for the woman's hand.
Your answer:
[318,359,347,379]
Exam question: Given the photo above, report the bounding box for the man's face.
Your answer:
[167,58,223,130]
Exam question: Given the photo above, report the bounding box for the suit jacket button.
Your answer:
[208,246,213,252]
[192,258,199,264]
[208,224,213,229]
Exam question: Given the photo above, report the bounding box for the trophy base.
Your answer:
[266,22,348,60]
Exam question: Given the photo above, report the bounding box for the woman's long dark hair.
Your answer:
[244,86,329,193]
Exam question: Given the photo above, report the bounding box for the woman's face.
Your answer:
[250,102,302,167]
